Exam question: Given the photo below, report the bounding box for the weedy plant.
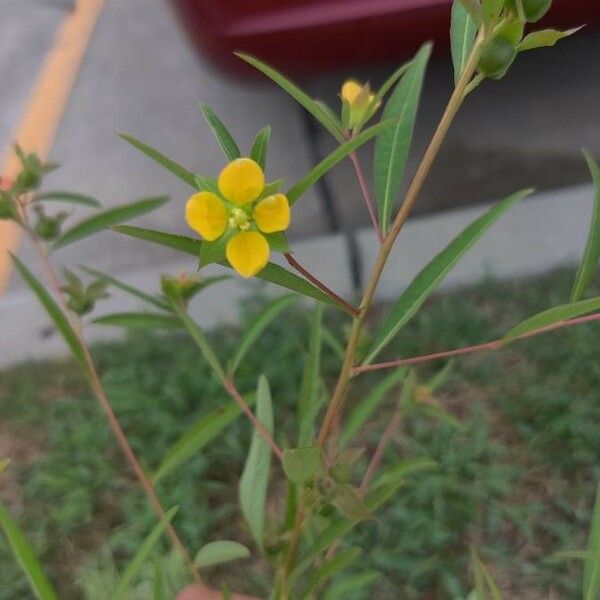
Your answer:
[1,0,600,598]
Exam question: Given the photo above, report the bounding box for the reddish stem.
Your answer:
[354,312,600,374]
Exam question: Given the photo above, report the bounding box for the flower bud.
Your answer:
[477,36,517,79]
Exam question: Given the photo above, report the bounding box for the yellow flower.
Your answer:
[186,158,291,278]
[340,79,379,129]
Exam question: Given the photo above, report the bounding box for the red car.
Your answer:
[168,0,598,76]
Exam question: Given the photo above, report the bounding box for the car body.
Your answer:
[167,0,598,76]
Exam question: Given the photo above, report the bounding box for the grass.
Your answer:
[0,268,599,599]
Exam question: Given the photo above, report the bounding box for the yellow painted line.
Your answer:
[0,0,106,294]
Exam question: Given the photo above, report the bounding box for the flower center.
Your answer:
[228,207,251,231]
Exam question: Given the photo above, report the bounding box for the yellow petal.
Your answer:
[253,193,291,233]
[185,192,228,241]
[225,231,269,278]
[341,79,362,104]
[218,158,265,206]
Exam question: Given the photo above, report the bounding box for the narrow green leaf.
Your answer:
[172,303,226,382]
[199,232,231,267]
[11,254,90,379]
[35,191,101,208]
[323,571,379,600]
[298,303,324,446]
[451,0,478,85]
[199,103,241,161]
[262,231,289,253]
[571,150,600,302]
[0,501,60,600]
[321,326,345,361]
[239,376,273,551]
[120,133,196,187]
[194,174,220,194]
[364,189,531,364]
[372,458,437,489]
[111,507,178,600]
[458,0,483,21]
[282,447,323,484]
[339,368,406,449]
[112,226,340,309]
[373,43,431,233]
[250,125,271,169]
[235,53,344,141]
[153,395,255,483]
[229,295,298,375]
[502,297,600,344]
[288,119,394,205]
[195,540,250,569]
[53,196,169,250]
[80,266,170,311]
[518,27,582,52]
[471,548,503,600]
[93,312,181,329]
[303,547,361,597]
[584,481,600,600]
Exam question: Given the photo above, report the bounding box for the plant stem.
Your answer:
[317,36,484,450]
[284,252,359,317]
[24,228,201,583]
[348,150,383,243]
[224,379,284,461]
[353,312,600,373]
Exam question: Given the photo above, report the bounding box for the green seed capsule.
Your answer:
[478,36,517,79]
[34,216,61,240]
[506,0,552,22]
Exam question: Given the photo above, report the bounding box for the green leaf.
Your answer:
[35,191,102,208]
[518,27,582,52]
[470,548,503,600]
[11,254,90,379]
[263,231,289,253]
[373,43,431,233]
[250,125,271,169]
[372,457,437,489]
[303,547,362,597]
[0,501,60,600]
[235,53,344,142]
[93,312,181,329]
[239,376,273,551]
[287,119,394,205]
[298,304,324,446]
[363,189,531,364]
[120,133,196,188]
[195,541,250,569]
[229,295,298,376]
[194,174,220,194]
[332,485,371,522]
[153,395,255,483]
[339,368,406,449]
[199,232,231,267]
[53,196,169,250]
[112,225,342,309]
[323,571,379,600]
[482,0,504,25]
[502,296,600,344]
[571,150,600,302]
[199,103,241,161]
[80,266,170,311]
[172,303,226,382]
[282,447,323,484]
[584,481,600,600]
[458,0,483,22]
[111,507,178,600]
[451,0,478,85]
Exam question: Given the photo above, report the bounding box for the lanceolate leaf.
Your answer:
[120,133,196,188]
[53,196,169,250]
[239,376,274,551]
[363,189,532,364]
[229,295,298,375]
[111,507,178,600]
[451,0,478,85]
[199,103,241,161]
[195,541,250,569]
[93,312,181,329]
[11,254,90,379]
[81,266,170,311]
[374,44,431,233]
[584,481,600,600]
[235,52,344,141]
[153,395,255,483]
[250,125,271,169]
[303,547,362,598]
[571,150,600,302]
[288,119,395,204]
[518,27,582,52]
[112,226,340,309]
[35,191,102,208]
[502,297,600,344]
[0,501,60,600]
